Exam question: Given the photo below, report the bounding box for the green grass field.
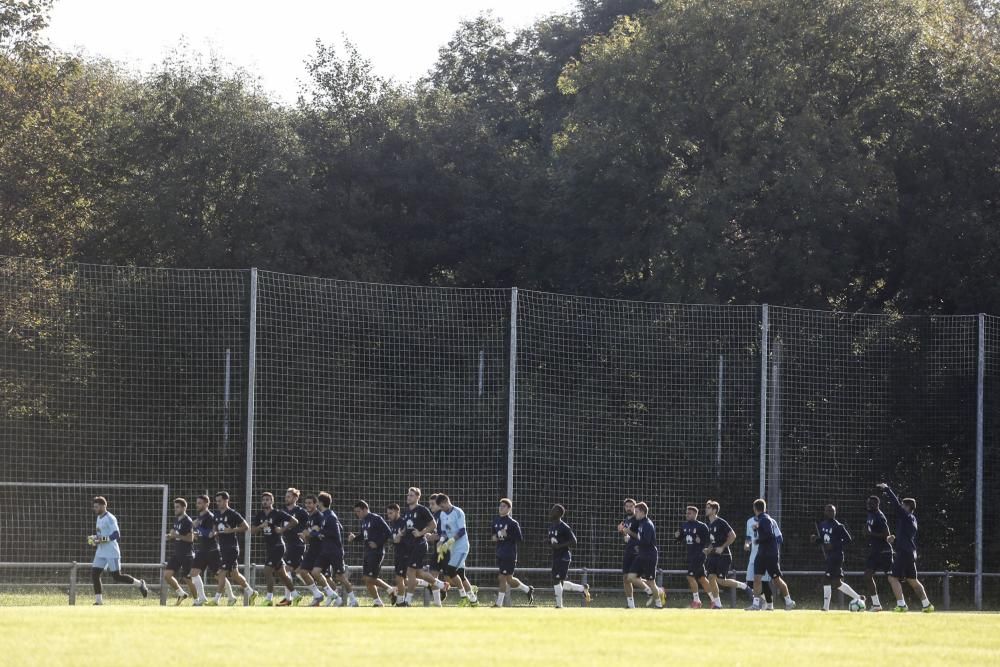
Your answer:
[1,604,998,666]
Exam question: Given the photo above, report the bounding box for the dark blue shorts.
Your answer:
[220,547,240,572]
[754,552,782,578]
[166,554,192,577]
[404,541,427,570]
[891,553,918,580]
[629,555,656,580]
[865,550,893,574]
[393,552,408,577]
[622,548,637,575]
[264,544,286,569]
[284,543,305,569]
[551,558,570,582]
[192,549,220,573]
[497,555,517,575]
[315,549,346,575]
[300,547,319,572]
[824,553,844,579]
[363,550,385,578]
[687,554,707,579]
[706,554,732,578]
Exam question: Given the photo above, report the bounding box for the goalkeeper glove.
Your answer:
[87,535,97,547]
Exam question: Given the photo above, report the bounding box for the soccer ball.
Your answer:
[849,597,866,612]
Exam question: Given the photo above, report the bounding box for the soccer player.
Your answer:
[703,500,749,609]
[547,504,590,608]
[164,497,194,605]
[251,491,298,606]
[744,512,773,610]
[386,502,408,603]
[347,500,394,606]
[190,494,223,606]
[297,494,335,606]
[748,498,795,611]
[89,496,148,605]
[675,505,712,608]
[876,483,934,612]
[810,504,865,611]
[863,494,893,612]
[621,502,663,609]
[400,487,448,606]
[310,491,357,606]
[426,493,450,601]
[492,497,534,607]
[618,498,654,605]
[278,487,310,606]
[436,493,479,606]
[212,491,256,606]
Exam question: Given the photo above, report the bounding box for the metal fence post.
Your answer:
[160,484,168,606]
[943,573,951,611]
[976,313,985,611]
[759,305,769,499]
[244,268,258,578]
[507,287,518,501]
[69,562,77,606]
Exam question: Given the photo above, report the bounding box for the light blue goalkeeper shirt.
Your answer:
[440,506,469,553]
[96,511,122,559]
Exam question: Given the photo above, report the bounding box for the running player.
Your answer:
[347,500,395,606]
[748,499,795,611]
[190,494,223,606]
[89,496,148,605]
[675,505,712,608]
[164,497,194,605]
[492,498,534,607]
[251,491,298,606]
[703,500,749,608]
[298,494,335,606]
[863,494,893,612]
[618,498,654,606]
[744,512,773,610]
[811,504,865,611]
[278,487,309,606]
[436,494,479,606]
[400,487,448,606]
[876,483,934,612]
[547,504,590,608]
[313,491,357,607]
[622,502,663,609]
[212,491,256,606]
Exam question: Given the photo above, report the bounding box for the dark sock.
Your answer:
[91,568,103,594]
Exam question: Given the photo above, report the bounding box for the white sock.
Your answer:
[192,576,205,600]
[897,598,906,607]
[308,583,321,597]
[432,589,442,604]
[224,580,234,598]
[348,591,357,603]
[692,592,700,601]
[416,579,429,588]
[265,592,273,601]
[871,594,881,607]
[433,580,445,590]
[921,598,931,608]
[626,596,635,608]
[404,592,413,603]
[133,579,144,589]
[324,585,336,597]
[562,581,584,593]
[214,592,222,603]
[459,588,467,598]
[95,593,103,603]
[838,582,861,600]
[753,596,762,607]
[496,592,506,606]
[784,595,793,604]
[553,584,564,607]
[517,583,530,593]
[642,583,652,594]
[737,581,748,590]
[823,585,832,610]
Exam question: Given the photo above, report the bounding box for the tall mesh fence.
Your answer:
[250,272,510,569]
[514,293,761,573]
[1,257,997,600]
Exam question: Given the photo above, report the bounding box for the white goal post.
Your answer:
[0,482,169,605]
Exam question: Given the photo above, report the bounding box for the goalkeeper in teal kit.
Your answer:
[436,494,479,606]
[89,496,149,605]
